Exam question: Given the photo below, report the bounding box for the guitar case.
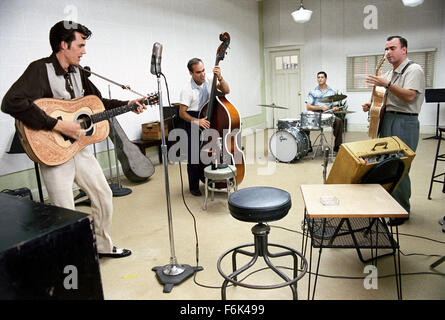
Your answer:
[108,120,155,182]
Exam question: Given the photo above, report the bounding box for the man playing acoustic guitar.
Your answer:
[1,21,146,258]
[362,36,425,226]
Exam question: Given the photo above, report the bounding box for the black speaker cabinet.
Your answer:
[0,193,103,299]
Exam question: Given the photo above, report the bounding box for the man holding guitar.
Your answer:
[178,58,230,196]
[362,36,425,226]
[1,21,146,258]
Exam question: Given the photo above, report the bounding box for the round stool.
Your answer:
[217,186,308,300]
[203,165,237,210]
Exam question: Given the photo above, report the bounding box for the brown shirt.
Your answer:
[1,53,128,130]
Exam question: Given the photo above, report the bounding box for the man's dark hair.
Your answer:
[49,21,92,53]
[187,58,203,72]
[317,71,327,78]
[387,35,408,49]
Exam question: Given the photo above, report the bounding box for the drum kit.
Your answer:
[259,94,354,164]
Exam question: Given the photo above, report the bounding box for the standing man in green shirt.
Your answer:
[362,35,425,226]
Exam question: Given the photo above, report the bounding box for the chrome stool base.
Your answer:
[217,223,307,300]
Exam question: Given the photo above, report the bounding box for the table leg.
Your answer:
[311,218,326,300]
[395,225,402,300]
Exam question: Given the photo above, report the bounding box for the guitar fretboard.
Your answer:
[90,99,149,124]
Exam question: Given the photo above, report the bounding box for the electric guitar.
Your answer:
[15,94,158,166]
[368,54,387,138]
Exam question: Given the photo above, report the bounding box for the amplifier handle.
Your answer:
[371,141,388,151]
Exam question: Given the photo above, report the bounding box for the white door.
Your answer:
[267,49,302,128]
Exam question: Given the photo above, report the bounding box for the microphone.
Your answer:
[150,42,163,76]
[83,66,91,78]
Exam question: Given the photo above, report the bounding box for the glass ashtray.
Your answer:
[320,196,339,206]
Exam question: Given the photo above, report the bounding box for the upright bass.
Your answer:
[199,32,245,186]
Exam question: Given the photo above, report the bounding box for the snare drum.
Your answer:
[300,111,321,130]
[277,118,300,130]
[321,114,335,128]
[269,127,310,162]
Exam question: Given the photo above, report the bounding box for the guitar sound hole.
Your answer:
[77,114,93,136]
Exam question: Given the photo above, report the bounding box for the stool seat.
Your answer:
[203,165,237,210]
[228,186,291,222]
[204,165,236,180]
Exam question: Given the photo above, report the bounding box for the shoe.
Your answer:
[387,217,408,226]
[333,145,340,153]
[308,147,313,153]
[98,246,132,259]
[190,189,202,196]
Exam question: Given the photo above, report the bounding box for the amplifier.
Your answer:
[0,193,103,299]
[326,136,416,189]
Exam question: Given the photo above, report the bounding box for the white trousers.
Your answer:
[40,148,114,253]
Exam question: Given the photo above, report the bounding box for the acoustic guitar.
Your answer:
[15,94,158,166]
[368,54,387,138]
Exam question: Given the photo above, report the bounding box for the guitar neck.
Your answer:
[91,99,149,124]
[206,59,221,122]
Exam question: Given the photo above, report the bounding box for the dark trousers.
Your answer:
[303,116,343,150]
[184,111,203,192]
[380,112,419,213]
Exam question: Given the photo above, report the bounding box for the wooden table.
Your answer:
[300,184,408,300]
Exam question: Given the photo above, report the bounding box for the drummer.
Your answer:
[304,71,344,153]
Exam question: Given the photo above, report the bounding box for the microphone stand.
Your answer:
[151,69,202,293]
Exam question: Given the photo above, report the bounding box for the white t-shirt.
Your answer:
[179,77,212,112]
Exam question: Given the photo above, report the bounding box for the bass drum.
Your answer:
[269,128,310,162]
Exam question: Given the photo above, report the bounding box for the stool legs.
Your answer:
[203,177,209,210]
[428,129,445,200]
[218,223,307,300]
[203,175,237,210]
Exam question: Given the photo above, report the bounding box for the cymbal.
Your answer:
[317,94,347,103]
[334,110,355,114]
[258,103,288,110]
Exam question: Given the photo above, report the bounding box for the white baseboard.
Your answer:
[346,123,436,135]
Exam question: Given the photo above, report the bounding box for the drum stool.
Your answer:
[203,165,237,210]
[427,126,445,200]
[217,186,307,300]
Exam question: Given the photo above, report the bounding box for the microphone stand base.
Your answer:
[152,264,203,293]
[109,183,132,197]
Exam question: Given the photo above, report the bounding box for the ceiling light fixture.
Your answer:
[401,0,424,7]
[291,0,313,24]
